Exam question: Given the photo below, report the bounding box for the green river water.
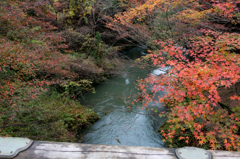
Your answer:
[79,47,167,147]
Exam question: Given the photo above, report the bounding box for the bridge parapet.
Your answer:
[11,141,240,159]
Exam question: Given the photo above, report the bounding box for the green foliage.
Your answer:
[60,0,95,24]
[60,80,95,98]
[0,91,99,141]
[67,0,93,17]
[79,32,109,62]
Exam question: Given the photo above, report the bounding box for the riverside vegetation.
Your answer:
[0,0,125,141]
[1,0,240,151]
[108,0,240,151]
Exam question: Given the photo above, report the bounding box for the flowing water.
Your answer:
[79,47,167,147]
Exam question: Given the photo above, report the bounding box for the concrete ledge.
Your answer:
[14,141,240,159]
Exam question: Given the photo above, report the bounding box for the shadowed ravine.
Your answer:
[79,47,167,147]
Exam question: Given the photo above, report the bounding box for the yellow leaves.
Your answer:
[110,0,167,27]
[66,0,93,18]
[68,10,75,16]
[177,9,209,25]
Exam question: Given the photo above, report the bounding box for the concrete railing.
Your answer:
[14,141,240,159]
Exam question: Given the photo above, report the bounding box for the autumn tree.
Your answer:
[108,0,240,150]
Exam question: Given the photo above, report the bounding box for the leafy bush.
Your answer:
[0,92,99,141]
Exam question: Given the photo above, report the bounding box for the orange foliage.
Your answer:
[110,0,240,150]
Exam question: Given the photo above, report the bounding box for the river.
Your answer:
[79,47,167,147]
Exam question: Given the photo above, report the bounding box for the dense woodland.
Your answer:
[0,0,240,151]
